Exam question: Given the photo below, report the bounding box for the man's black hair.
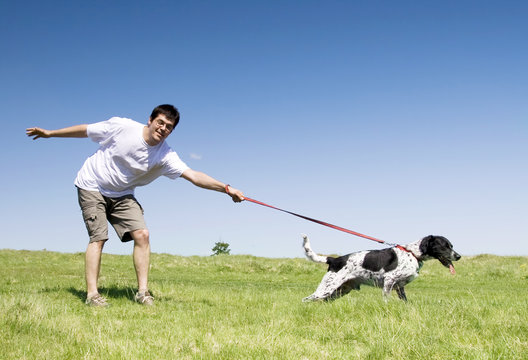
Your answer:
[150,104,180,128]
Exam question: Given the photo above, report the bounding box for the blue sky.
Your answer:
[1,1,526,258]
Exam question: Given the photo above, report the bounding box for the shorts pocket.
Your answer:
[83,213,97,222]
[81,207,108,241]
[82,208,98,232]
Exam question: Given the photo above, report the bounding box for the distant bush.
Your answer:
[212,242,231,256]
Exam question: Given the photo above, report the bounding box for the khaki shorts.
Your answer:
[77,187,147,243]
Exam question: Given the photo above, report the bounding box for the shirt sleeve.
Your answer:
[163,150,190,179]
[86,117,124,144]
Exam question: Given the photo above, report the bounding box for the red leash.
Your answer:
[226,186,418,257]
[225,185,399,247]
[244,196,388,244]
[245,196,418,257]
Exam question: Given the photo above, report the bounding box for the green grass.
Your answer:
[1,250,527,359]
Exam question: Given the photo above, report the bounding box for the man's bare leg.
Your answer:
[131,229,150,293]
[85,240,106,298]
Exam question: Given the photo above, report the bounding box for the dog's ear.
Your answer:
[419,235,435,255]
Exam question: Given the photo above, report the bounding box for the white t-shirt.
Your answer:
[74,117,190,197]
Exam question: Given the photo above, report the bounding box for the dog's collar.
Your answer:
[395,245,420,261]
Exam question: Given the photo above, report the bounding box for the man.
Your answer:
[26,104,245,307]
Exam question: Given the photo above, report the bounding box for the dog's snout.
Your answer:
[453,251,461,261]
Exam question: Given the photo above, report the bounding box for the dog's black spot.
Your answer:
[362,248,398,272]
[326,255,350,272]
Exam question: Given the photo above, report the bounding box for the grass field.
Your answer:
[1,249,527,359]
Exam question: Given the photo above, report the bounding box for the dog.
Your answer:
[302,234,461,302]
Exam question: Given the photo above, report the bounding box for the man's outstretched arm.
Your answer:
[181,169,245,203]
[26,124,88,140]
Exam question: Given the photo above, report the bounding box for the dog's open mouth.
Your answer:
[440,258,456,275]
[449,264,456,275]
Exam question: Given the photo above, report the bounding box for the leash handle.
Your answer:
[243,196,387,245]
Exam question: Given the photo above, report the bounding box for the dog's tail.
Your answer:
[302,234,328,264]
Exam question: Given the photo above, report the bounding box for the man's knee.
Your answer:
[88,239,106,251]
[131,229,150,246]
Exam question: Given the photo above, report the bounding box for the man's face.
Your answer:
[146,114,175,145]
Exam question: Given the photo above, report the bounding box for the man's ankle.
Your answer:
[87,291,99,299]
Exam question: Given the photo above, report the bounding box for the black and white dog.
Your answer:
[302,234,461,302]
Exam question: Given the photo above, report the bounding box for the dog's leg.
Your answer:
[335,280,360,298]
[303,271,347,302]
[382,280,396,302]
[395,285,407,302]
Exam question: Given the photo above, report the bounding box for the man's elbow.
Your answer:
[182,169,201,185]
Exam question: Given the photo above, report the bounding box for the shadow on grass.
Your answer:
[67,286,137,303]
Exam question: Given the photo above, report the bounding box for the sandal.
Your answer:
[135,290,154,306]
[85,294,109,307]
